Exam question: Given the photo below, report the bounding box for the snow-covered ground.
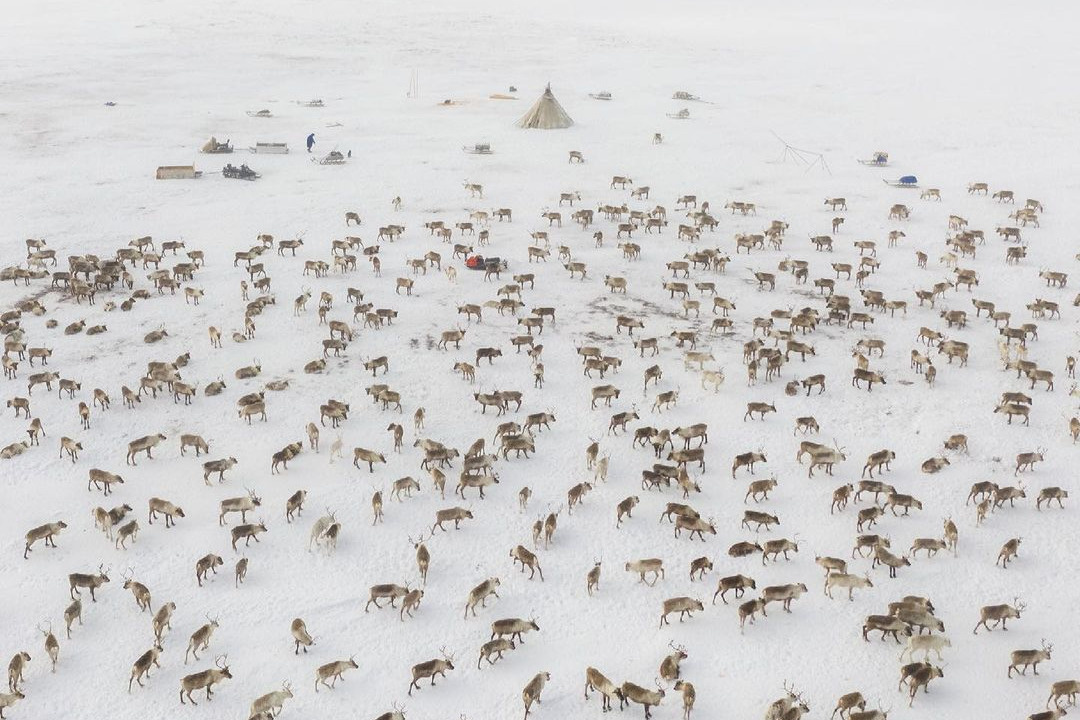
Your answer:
[2,1,1080,718]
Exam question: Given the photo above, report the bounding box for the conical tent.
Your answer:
[516,84,573,129]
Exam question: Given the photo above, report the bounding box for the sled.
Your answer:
[249,142,289,154]
[156,165,201,180]
[463,143,493,155]
[246,109,273,118]
[884,175,919,188]
[465,255,508,271]
[223,163,259,180]
[201,137,233,154]
[667,108,691,119]
[313,150,346,165]
[589,91,613,101]
[672,91,700,101]
[297,99,324,107]
[859,151,889,166]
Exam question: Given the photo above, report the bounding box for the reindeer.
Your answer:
[68,564,110,601]
[179,655,232,705]
[621,679,666,719]
[904,663,943,707]
[36,622,59,673]
[1015,448,1046,475]
[998,537,1023,567]
[408,647,455,694]
[1009,640,1053,677]
[976,600,1023,634]
[291,618,315,654]
[23,520,67,559]
[129,643,163,692]
[250,682,294,718]
[4,652,29,695]
[195,554,224,586]
[522,671,551,719]
[1047,680,1080,710]
[585,667,625,712]
[126,433,166,465]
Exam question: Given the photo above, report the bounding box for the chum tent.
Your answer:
[516,84,573,129]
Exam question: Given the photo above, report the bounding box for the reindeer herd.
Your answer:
[2,139,1078,720]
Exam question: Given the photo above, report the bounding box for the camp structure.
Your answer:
[249,142,289,154]
[588,91,612,101]
[516,84,573,130]
[463,143,493,155]
[201,137,233,154]
[155,165,202,180]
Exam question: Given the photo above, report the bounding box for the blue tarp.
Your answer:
[898,175,917,184]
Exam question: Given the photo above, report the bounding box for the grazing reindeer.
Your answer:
[585,667,625,712]
[621,679,666,719]
[291,618,315,654]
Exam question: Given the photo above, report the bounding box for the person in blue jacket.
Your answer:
[306,133,316,153]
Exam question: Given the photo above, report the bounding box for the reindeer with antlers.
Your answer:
[185,615,220,664]
[249,682,294,717]
[36,622,59,673]
[409,647,456,695]
[316,657,359,691]
[765,681,810,719]
[1009,640,1053,678]
[179,655,232,705]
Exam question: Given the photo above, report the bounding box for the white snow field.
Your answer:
[2,1,1080,719]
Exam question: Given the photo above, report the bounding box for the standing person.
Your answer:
[306,133,316,153]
